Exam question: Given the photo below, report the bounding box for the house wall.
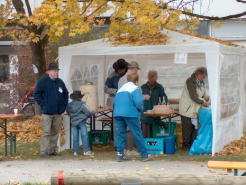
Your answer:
[209,21,246,41]
[0,42,31,113]
[197,20,246,47]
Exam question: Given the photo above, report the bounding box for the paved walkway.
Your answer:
[0,159,233,184]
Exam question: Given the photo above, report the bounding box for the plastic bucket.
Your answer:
[165,136,176,154]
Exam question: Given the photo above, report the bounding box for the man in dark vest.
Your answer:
[34,63,68,157]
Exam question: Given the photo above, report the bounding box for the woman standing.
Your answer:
[179,67,209,151]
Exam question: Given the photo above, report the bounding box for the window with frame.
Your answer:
[0,55,9,82]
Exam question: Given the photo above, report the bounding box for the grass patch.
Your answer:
[1,141,246,162]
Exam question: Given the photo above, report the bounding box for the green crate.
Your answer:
[89,130,110,146]
[152,121,177,138]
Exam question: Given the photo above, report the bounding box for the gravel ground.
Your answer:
[0,159,234,184]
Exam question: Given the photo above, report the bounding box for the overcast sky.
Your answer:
[1,0,246,17]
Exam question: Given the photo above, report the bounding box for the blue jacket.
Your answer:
[66,100,94,126]
[105,72,124,92]
[34,75,68,115]
[113,82,143,118]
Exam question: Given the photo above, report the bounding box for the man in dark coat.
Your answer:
[34,63,68,157]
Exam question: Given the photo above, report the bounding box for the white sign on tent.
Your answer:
[174,53,187,64]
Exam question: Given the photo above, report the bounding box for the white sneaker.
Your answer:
[83,151,94,156]
[73,152,78,156]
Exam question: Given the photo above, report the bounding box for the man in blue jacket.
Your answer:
[114,73,151,162]
[34,63,68,157]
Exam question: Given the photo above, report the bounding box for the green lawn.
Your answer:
[1,141,246,162]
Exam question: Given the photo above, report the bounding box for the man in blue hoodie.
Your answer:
[114,73,151,162]
[34,63,68,157]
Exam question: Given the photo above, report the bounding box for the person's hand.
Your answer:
[203,101,209,107]
[143,94,150,100]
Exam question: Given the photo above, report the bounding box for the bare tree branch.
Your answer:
[81,0,94,15]
[25,0,32,16]
[85,1,108,20]
[178,9,246,20]
[236,0,246,3]
[12,0,26,14]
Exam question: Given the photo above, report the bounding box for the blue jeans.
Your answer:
[115,117,148,158]
[113,118,118,147]
[72,121,89,153]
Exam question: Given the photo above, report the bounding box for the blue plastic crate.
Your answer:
[144,138,165,155]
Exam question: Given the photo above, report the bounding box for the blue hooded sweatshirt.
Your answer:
[113,82,143,118]
[66,100,94,126]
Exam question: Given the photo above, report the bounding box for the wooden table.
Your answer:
[143,110,179,122]
[90,106,113,131]
[143,111,179,137]
[0,114,22,155]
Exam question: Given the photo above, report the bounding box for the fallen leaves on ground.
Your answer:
[216,133,246,156]
[0,116,41,143]
[0,116,66,143]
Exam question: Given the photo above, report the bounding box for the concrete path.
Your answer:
[0,159,235,184]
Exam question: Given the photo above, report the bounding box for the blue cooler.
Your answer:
[164,136,176,154]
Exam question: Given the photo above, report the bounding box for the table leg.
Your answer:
[234,169,238,176]
[9,133,13,155]
[14,134,16,153]
[4,119,7,156]
[148,123,152,138]
[111,120,114,140]
[168,116,172,122]
[93,115,96,130]
[69,117,72,149]
[90,116,93,131]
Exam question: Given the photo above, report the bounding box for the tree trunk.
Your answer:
[30,39,48,79]
[30,39,48,115]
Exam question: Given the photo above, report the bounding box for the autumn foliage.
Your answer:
[0,0,199,45]
[107,0,199,45]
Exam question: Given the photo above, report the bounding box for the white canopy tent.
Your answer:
[59,29,246,154]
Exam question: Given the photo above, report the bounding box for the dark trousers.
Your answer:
[141,122,153,138]
[181,116,197,150]
[126,131,135,150]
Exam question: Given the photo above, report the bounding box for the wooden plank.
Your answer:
[143,111,179,117]
[97,118,113,122]
[51,171,246,185]
[208,161,246,170]
[0,114,23,119]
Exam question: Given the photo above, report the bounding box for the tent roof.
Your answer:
[59,29,246,56]
[61,29,213,49]
[60,29,245,50]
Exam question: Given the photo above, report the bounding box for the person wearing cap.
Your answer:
[118,61,140,89]
[66,91,94,156]
[105,59,128,106]
[34,62,68,158]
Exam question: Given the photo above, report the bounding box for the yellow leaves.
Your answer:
[216,133,246,156]
[108,0,199,46]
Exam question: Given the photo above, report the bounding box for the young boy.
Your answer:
[66,90,94,156]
